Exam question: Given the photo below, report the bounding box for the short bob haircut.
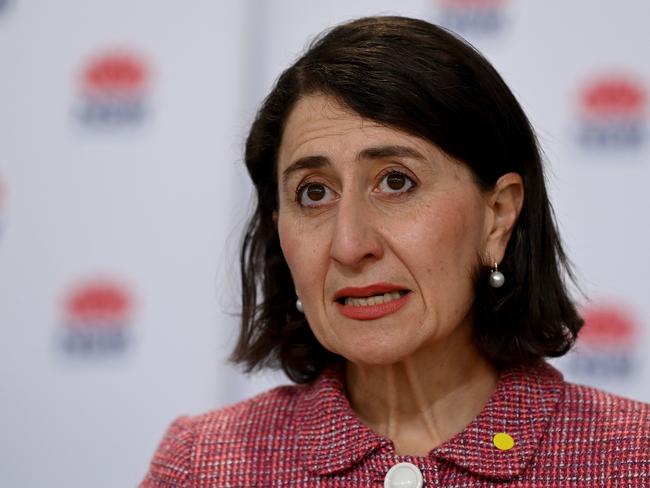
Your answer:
[232,16,583,384]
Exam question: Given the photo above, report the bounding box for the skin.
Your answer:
[276,94,524,455]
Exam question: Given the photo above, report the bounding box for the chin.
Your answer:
[331,337,420,367]
[344,354,408,367]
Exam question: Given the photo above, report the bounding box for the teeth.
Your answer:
[344,291,403,307]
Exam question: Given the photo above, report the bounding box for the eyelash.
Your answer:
[375,168,417,195]
[294,169,417,208]
[294,181,334,208]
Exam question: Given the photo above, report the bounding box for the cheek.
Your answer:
[278,219,301,278]
[401,197,484,289]
[278,217,327,292]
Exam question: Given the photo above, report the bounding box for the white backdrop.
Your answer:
[1,1,649,487]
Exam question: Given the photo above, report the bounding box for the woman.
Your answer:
[141,16,649,487]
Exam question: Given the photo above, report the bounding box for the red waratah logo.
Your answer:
[60,278,135,356]
[578,304,637,349]
[436,0,508,35]
[580,77,645,120]
[568,301,641,378]
[65,281,132,324]
[576,75,646,148]
[82,52,148,96]
[78,50,150,125]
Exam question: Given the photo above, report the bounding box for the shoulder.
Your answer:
[191,383,306,434]
[561,381,650,428]
[551,379,650,463]
[139,383,308,487]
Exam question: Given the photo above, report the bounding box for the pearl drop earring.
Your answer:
[489,262,505,288]
[295,298,304,313]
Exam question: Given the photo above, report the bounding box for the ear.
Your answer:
[272,210,279,223]
[484,172,524,263]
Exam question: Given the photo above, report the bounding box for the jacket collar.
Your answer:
[295,361,564,480]
[295,363,390,475]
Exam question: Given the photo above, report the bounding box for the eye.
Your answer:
[296,182,335,207]
[377,171,416,194]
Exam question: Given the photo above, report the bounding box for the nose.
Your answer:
[329,193,384,268]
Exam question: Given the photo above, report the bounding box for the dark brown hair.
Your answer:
[231,16,583,383]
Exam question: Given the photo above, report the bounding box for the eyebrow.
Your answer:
[281,155,330,186]
[357,145,426,161]
[280,145,426,185]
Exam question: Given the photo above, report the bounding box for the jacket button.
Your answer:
[384,462,423,488]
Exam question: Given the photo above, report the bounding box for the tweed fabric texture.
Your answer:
[140,362,650,487]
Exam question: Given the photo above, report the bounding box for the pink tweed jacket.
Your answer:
[140,362,649,487]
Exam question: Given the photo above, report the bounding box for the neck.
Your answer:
[345,324,498,456]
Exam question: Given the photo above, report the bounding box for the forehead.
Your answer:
[278,94,437,170]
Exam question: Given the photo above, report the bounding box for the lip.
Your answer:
[333,283,408,301]
[335,292,411,320]
[333,283,411,321]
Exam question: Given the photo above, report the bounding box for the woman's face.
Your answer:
[276,94,496,366]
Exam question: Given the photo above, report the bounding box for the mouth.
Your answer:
[335,290,409,307]
[333,283,412,320]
